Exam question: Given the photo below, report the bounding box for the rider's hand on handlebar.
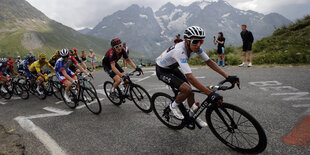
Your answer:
[226,76,240,89]
[121,75,129,81]
[207,92,223,105]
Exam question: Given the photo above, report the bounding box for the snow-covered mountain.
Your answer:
[88,0,292,57]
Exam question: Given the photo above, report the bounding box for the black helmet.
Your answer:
[111,38,122,47]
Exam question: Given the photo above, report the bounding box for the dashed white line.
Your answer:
[76,98,104,109]
[292,104,310,108]
[55,101,63,104]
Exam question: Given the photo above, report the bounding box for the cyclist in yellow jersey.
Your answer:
[29,53,55,94]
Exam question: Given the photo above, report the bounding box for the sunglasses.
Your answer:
[191,39,204,45]
[114,44,122,49]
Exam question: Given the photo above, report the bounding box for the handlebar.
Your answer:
[127,69,143,77]
[208,79,240,91]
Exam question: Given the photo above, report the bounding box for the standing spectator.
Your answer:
[214,32,226,67]
[88,49,96,71]
[81,50,87,64]
[122,42,130,68]
[15,56,24,73]
[174,34,183,45]
[7,56,14,73]
[239,24,254,67]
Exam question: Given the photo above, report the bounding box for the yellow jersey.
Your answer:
[29,60,52,73]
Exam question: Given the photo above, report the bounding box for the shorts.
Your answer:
[217,47,225,54]
[156,65,188,89]
[102,62,124,78]
[25,70,34,79]
[56,69,76,83]
[242,42,252,51]
[91,58,97,63]
[81,57,87,63]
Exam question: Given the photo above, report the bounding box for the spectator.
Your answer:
[122,42,130,68]
[88,49,96,71]
[81,50,87,63]
[239,24,254,67]
[174,34,183,45]
[15,56,24,72]
[214,32,226,67]
[7,56,14,73]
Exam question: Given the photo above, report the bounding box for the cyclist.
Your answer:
[23,54,36,84]
[102,38,143,98]
[155,26,239,126]
[0,58,11,93]
[49,50,60,67]
[29,53,55,94]
[55,48,91,102]
[69,48,87,72]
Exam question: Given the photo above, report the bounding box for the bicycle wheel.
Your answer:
[82,88,102,114]
[52,81,62,100]
[151,92,185,130]
[82,80,96,93]
[130,84,152,113]
[0,86,12,99]
[16,84,29,99]
[43,81,53,96]
[206,103,267,154]
[103,81,122,106]
[36,84,47,100]
[60,88,77,109]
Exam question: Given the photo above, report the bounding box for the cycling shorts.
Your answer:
[56,69,76,83]
[156,65,189,89]
[102,62,124,78]
[25,70,34,79]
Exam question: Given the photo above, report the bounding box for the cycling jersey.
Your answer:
[29,60,52,73]
[0,63,10,79]
[102,47,128,68]
[54,56,78,73]
[49,55,60,67]
[156,41,210,74]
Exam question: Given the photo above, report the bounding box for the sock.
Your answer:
[172,101,178,109]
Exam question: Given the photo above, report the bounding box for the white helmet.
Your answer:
[59,48,69,57]
[184,26,205,39]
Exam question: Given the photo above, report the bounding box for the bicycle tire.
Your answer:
[205,102,267,154]
[103,81,122,106]
[36,84,47,100]
[82,88,102,114]
[151,92,185,130]
[16,84,29,99]
[60,87,77,109]
[0,86,12,99]
[130,84,152,113]
[52,81,62,100]
[82,80,96,93]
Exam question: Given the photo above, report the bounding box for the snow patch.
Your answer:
[199,1,211,10]
[139,14,148,19]
[222,13,230,18]
[218,23,223,27]
[102,26,107,29]
[167,12,189,30]
[123,22,135,27]
[156,42,161,46]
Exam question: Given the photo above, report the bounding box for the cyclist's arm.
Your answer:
[125,58,136,69]
[47,62,55,72]
[36,67,45,78]
[186,73,213,95]
[111,62,125,77]
[61,69,75,82]
[75,63,88,75]
[206,59,228,78]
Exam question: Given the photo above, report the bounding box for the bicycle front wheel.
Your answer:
[82,88,102,114]
[151,92,185,130]
[206,103,267,154]
[103,81,122,106]
[130,84,152,113]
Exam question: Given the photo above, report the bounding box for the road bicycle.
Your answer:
[151,80,267,154]
[59,73,102,114]
[0,75,29,100]
[103,70,152,113]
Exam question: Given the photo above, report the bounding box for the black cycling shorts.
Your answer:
[156,65,189,89]
[69,65,77,72]
[102,62,124,78]
[242,42,252,51]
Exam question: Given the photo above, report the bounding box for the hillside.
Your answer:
[252,15,310,64]
[0,0,111,58]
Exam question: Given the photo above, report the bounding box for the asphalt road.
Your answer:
[1,66,310,155]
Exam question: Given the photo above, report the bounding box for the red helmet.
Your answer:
[111,38,121,47]
[72,48,77,51]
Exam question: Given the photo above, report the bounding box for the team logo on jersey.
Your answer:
[180,58,187,63]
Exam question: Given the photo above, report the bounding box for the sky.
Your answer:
[26,0,310,30]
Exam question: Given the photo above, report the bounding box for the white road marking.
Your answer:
[15,107,72,155]
[260,86,299,92]
[136,71,156,83]
[0,101,6,105]
[292,104,310,108]
[97,84,103,87]
[96,89,106,96]
[196,76,205,79]
[271,92,310,101]
[76,98,104,109]
[55,101,63,104]
[249,81,282,87]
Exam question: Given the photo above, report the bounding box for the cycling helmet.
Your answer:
[184,26,205,39]
[2,58,7,65]
[59,48,69,57]
[25,55,29,60]
[72,48,77,51]
[39,53,46,59]
[28,54,35,59]
[111,38,122,47]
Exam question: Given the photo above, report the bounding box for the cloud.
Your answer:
[26,0,310,30]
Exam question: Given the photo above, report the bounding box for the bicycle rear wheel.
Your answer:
[82,88,102,114]
[60,88,77,109]
[103,81,122,106]
[130,84,152,113]
[151,92,185,130]
[16,84,29,99]
[51,81,62,100]
[206,103,267,154]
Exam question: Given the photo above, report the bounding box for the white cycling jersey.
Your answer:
[156,41,210,74]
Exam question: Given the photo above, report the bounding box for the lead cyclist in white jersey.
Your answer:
[156,26,240,127]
